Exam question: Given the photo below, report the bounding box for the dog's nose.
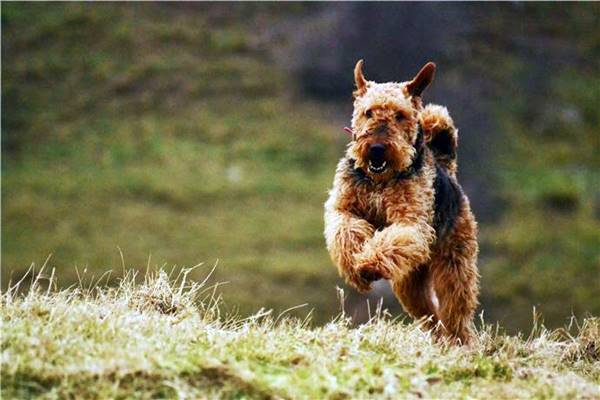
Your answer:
[368,143,386,161]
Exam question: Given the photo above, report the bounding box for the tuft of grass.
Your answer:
[2,269,599,399]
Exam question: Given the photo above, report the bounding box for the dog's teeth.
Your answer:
[369,161,386,173]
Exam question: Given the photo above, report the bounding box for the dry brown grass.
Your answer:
[2,267,598,399]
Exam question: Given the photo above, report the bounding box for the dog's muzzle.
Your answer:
[368,143,387,173]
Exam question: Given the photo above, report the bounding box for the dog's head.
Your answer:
[348,60,435,178]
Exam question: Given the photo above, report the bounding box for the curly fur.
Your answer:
[324,60,479,344]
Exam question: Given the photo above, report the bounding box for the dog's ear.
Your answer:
[406,62,436,97]
[354,59,368,97]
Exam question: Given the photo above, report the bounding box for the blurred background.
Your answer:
[2,3,599,332]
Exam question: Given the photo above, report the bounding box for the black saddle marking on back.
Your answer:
[433,164,463,239]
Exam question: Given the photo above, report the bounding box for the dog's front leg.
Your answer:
[354,222,435,282]
[324,208,376,293]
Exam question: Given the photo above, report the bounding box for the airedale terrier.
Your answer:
[324,60,479,344]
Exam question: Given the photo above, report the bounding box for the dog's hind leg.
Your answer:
[429,211,479,345]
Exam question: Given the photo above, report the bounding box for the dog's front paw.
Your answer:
[354,252,390,284]
[359,267,383,283]
[348,274,373,294]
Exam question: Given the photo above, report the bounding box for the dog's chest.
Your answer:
[361,190,389,229]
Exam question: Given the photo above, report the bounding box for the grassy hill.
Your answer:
[2,270,599,399]
[3,3,600,331]
[475,5,600,330]
[2,3,343,321]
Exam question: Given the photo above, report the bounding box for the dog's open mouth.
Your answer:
[368,160,387,174]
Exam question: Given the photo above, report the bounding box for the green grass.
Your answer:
[2,269,599,399]
[1,3,343,321]
[3,3,600,332]
[481,62,600,331]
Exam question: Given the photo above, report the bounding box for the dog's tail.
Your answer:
[420,104,458,176]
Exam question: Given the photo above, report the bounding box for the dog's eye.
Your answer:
[396,112,406,122]
[365,109,373,118]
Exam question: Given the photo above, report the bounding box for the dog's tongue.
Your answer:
[343,127,353,137]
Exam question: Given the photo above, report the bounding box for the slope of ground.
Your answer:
[2,3,343,320]
[2,271,599,399]
[3,3,600,331]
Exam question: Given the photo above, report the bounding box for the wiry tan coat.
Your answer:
[324,61,479,344]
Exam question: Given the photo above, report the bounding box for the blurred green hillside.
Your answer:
[482,71,600,329]
[2,3,599,330]
[473,5,600,331]
[2,3,342,320]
